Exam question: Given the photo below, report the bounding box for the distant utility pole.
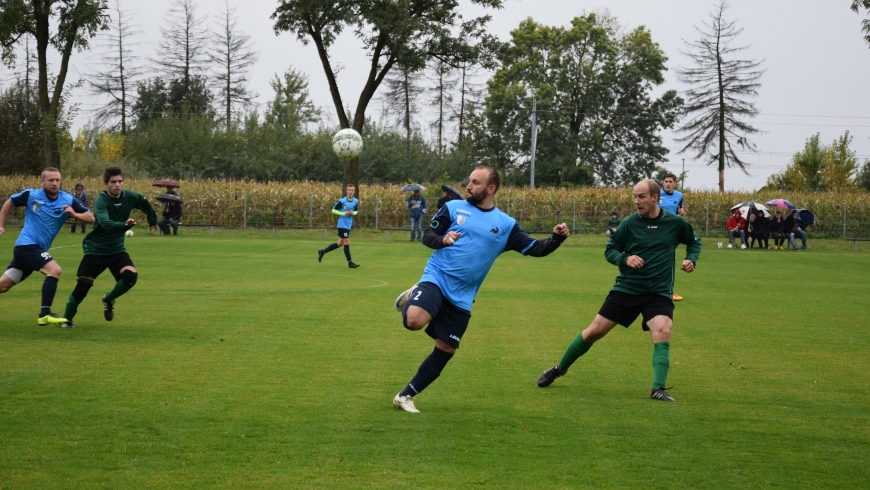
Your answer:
[682,158,685,188]
[530,98,537,190]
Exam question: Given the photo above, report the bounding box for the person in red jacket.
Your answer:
[727,209,746,249]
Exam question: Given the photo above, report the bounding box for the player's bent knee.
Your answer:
[121,270,138,287]
[72,277,94,301]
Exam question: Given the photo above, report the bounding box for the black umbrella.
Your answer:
[401,183,426,192]
[795,208,815,226]
[156,193,183,204]
[441,184,463,201]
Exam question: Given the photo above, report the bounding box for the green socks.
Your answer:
[558,334,593,372]
[652,342,671,390]
[62,293,82,322]
[104,279,132,302]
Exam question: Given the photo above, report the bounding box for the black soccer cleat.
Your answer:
[348,261,360,268]
[537,365,566,387]
[60,320,75,329]
[102,295,115,322]
[318,249,325,263]
[650,387,675,402]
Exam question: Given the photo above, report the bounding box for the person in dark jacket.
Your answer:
[407,190,428,241]
[785,210,807,249]
[769,211,787,249]
[748,209,770,249]
[158,199,182,235]
[436,190,450,210]
[71,182,89,233]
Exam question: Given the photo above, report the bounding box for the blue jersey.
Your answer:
[10,188,89,251]
[419,200,537,312]
[659,189,683,214]
[333,197,359,229]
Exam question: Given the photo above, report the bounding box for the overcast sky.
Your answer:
[5,0,870,191]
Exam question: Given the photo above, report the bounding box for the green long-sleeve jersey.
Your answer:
[82,190,159,256]
[604,209,702,298]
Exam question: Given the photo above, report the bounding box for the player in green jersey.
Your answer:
[538,179,702,402]
[60,167,158,328]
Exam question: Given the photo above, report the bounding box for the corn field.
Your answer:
[1,176,868,238]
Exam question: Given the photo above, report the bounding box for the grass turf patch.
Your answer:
[1,229,868,488]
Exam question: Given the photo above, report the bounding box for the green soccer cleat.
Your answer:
[38,313,68,326]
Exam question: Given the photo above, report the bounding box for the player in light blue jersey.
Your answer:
[659,172,686,301]
[0,168,94,326]
[318,184,360,268]
[391,166,571,413]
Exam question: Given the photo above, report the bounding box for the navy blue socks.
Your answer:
[400,347,454,397]
[40,276,59,316]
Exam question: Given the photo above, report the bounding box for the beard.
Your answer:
[466,188,486,206]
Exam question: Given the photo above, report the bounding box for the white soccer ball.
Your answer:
[125,230,134,237]
[332,128,364,160]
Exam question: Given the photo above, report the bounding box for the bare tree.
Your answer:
[379,63,424,141]
[675,0,764,193]
[84,0,144,135]
[210,0,259,128]
[448,63,484,148]
[153,0,210,107]
[427,59,456,154]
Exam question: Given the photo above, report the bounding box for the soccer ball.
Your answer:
[332,128,363,160]
[125,230,134,237]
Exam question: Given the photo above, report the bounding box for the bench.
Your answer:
[843,238,870,251]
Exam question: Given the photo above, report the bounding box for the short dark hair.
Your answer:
[663,172,678,182]
[103,166,124,184]
[41,167,60,179]
[475,165,500,192]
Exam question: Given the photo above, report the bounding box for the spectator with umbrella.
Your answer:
[749,209,770,249]
[402,184,428,241]
[769,211,788,249]
[436,185,463,210]
[726,209,747,249]
[157,192,183,235]
[785,209,807,249]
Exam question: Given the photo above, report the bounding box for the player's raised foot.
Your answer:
[38,313,68,326]
[102,295,115,321]
[650,387,675,402]
[317,249,325,263]
[672,292,683,301]
[348,261,360,268]
[394,283,418,312]
[393,393,420,413]
[60,320,75,329]
[537,365,566,387]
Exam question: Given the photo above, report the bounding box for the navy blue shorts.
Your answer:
[5,245,54,283]
[598,290,674,331]
[337,228,350,239]
[403,281,471,349]
[76,253,134,281]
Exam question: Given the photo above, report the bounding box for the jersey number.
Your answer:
[413,291,422,301]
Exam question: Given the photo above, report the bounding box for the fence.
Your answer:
[1,177,868,238]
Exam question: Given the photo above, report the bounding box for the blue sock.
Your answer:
[40,276,59,316]
[344,245,352,262]
[400,347,454,397]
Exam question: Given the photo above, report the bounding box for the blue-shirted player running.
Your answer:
[391,166,571,413]
[0,168,94,325]
[318,183,360,268]
[659,172,686,301]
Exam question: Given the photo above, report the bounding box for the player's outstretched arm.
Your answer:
[0,199,12,235]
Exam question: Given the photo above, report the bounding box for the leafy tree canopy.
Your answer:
[764,132,858,192]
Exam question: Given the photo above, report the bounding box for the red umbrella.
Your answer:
[152,179,180,188]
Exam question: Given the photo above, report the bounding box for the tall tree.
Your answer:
[271,0,502,192]
[449,63,483,148]
[84,0,143,135]
[0,80,44,174]
[154,0,210,109]
[675,0,764,193]
[427,59,456,154]
[210,0,258,128]
[379,62,423,142]
[851,0,870,47]
[481,14,682,186]
[764,132,858,192]
[0,0,108,168]
[265,67,319,133]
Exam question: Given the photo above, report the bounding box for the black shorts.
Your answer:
[598,290,674,331]
[402,281,471,349]
[76,253,135,281]
[4,245,54,283]
[337,228,350,239]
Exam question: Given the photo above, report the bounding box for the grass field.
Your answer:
[1,228,869,489]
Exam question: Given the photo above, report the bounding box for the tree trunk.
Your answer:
[716,18,725,193]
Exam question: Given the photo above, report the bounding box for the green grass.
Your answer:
[1,229,869,489]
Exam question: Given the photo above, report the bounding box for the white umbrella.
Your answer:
[730,201,770,218]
